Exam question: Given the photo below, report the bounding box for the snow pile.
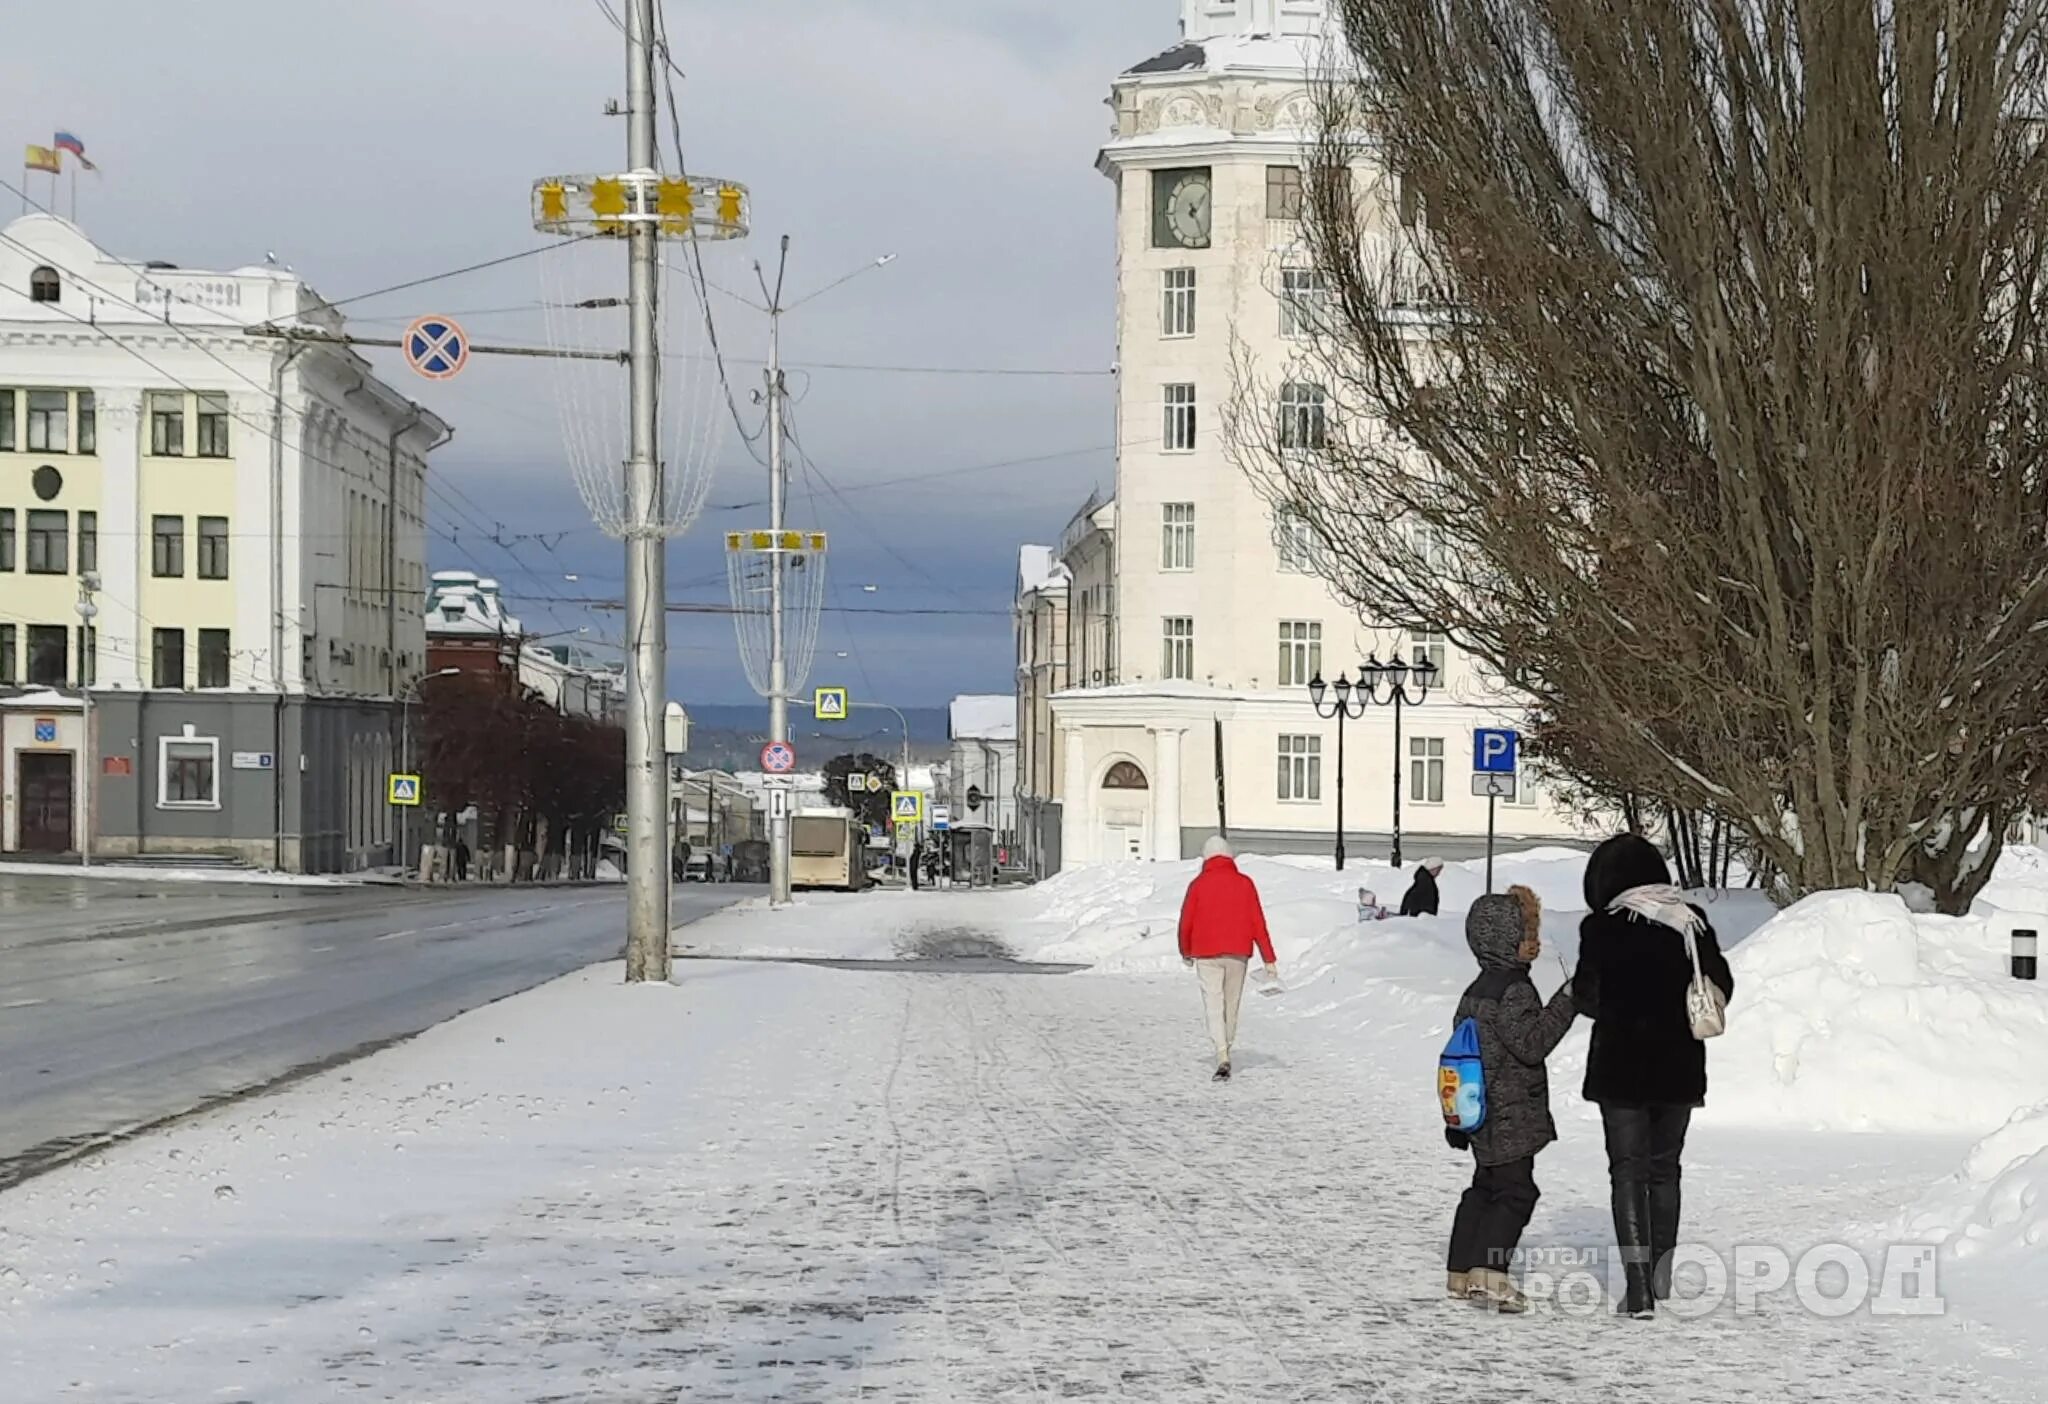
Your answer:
[1703,891,2048,1133]
[1892,1101,2048,1261]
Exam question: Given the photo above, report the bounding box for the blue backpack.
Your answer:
[1438,1018,1486,1133]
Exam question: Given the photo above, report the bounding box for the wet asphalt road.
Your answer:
[0,872,752,1186]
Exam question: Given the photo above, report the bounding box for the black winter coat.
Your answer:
[1572,908,1735,1108]
[1399,867,1441,917]
[1452,895,1577,1166]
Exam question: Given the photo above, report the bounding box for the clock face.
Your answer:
[1153,167,1213,249]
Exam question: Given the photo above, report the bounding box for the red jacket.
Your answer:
[1178,855,1277,963]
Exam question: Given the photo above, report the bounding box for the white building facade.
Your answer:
[0,213,445,869]
[1047,0,1587,871]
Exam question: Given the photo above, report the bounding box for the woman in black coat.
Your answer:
[1398,859,1443,917]
[1572,834,1734,1318]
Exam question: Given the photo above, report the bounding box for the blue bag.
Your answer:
[1438,1017,1486,1133]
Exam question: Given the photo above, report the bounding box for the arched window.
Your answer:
[28,266,60,304]
[1103,761,1150,790]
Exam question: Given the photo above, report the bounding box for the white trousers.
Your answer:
[1195,956,1249,1064]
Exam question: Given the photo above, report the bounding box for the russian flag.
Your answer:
[53,131,95,171]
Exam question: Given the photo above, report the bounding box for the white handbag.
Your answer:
[1682,922,1727,1040]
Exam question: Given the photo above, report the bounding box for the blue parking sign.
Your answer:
[1474,728,1519,774]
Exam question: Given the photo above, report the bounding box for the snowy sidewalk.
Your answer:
[0,956,2028,1401]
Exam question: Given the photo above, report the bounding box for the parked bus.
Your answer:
[790,809,872,893]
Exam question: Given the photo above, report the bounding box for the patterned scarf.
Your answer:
[1609,883,1704,936]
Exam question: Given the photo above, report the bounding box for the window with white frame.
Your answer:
[1280,267,1329,337]
[1163,383,1197,452]
[159,729,221,809]
[1161,502,1196,571]
[1266,165,1305,220]
[1278,382,1328,450]
[1275,509,1314,573]
[1278,620,1322,687]
[1505,753,1538,808]
[1162,268,1197,337]
[1411,627,1448,679]
[149,391,185,456]
[1410,736,1446,804]
[26,390,68,453]
[1162,616,1195,680]
[1277,734,1322,802]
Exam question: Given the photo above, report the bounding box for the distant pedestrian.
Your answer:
[1444,891,1577,1312]
[1177,836,1278,1082]
[1400,858,1445,917]
[1573,833,1735,1319]
[454,838,471,883]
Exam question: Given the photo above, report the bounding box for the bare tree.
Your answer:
[1235,0,2048,910]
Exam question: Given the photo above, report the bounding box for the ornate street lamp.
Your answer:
[1357,649,1440,868]
[1307,671,1369,870]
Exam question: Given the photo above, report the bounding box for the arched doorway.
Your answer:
[1100,759,1151,863]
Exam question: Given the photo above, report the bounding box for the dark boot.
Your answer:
[1649,1181,1682,1301]
[1611,1181,1655,1318]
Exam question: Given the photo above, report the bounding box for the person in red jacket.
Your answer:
[1178,835,1279,1082]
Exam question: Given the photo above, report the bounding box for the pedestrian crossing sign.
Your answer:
[891,791,924,823]
[815,687,850,722]
[388,773,423,807]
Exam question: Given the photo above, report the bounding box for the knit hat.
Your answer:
[1201,834,1234,861]
[1423,857,1445,875]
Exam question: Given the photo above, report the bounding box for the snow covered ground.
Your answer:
[0,861,363,887]
[5,846,2047,1398]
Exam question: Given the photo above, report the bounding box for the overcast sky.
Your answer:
[1,1,1175,710]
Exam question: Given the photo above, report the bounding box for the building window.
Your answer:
[198,516,230,580]
[1103,761,1149,790]
[1267,165,1305,220]
[0,624,13,683]
[77,511,96,576]
[152,515,185,578]
[1161,616,1195,681]
[198,629,231,688]
[26,510,67,574]
[153,627,186,689]
[0,508,13,571]
[1277,733,1323,802]
[1410,736,1446,804]
[1162,268,1197,337]
[26,390,68,453]
[150,391,185,456]
[1163,383,1197,452]
[159,733,220,809]
[1275,510,1314,573]
[76,391,95,455]
[1280,267,1329,337]
[1161,502,1196,571]
[0,389,13,450]
[76,624,96,686]
[1411,627,1448,679]
[1398,174,1423,229]
[196,393,231,458]
[27,625,67,686]
[1278,620,1323,687]
[1279,382,1329,450]
[29,265,59,303]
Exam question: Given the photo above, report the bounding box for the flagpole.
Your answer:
[68,160,76,221]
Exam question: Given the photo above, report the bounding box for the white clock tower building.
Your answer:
[1039,0,1585,871]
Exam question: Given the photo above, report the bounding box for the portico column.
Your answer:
[1151,725,1185,862]
[1060,725,1088,870]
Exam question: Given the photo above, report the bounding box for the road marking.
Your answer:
[1,998,46,1009]
[374,928,422,943]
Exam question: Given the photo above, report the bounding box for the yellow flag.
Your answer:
[24,144,60,174]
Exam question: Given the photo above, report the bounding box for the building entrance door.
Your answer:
[16,752,75,853]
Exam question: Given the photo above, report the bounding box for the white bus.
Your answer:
[790,809,872,893]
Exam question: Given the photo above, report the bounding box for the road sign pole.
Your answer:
[621,0,670,982]
[1487,793,1497,894]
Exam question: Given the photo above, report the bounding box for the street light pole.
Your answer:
[75,572,99,868]
[621,0,670,979]
[1358,651,1439,870]
[1308,672,1368,872]
[398,667,461,877]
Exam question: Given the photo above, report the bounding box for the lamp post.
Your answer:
[1307,671,1369,872]
[75,572,100,868]
[1356,650,1440,870]
[398,667,462,875]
